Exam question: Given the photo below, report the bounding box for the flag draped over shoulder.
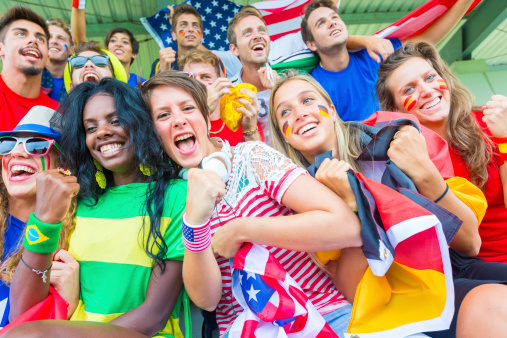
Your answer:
[228,242,338,338]
[307,112,459,337]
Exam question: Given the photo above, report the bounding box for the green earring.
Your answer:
[94,159,107,189]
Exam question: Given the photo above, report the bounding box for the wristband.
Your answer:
[23,212,62,254]
[182,212,211,253]
[72,0,86,9]
[243,127,258,136]
[490,137,507,163]
[434,183,449,203]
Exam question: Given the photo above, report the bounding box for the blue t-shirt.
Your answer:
[311,38,402,122]
[49,77,64,102]
[127,73,147,88]
[0,215,26,327]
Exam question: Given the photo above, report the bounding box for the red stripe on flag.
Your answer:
[262,3,307,25]
[395,226,445,273]
[241,319,259,338]
[271,28,302,41]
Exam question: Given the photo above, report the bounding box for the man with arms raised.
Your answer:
[0,6,57,131]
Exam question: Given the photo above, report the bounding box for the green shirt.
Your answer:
[69,180,187,338]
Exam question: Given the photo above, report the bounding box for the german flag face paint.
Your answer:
[196,31,201,38]
[179,30,184,37]
[437,79,448,91]
[318,105,330,118]
[283,121,291,138]
[404,96,416,112]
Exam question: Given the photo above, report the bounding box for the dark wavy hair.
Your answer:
[58,78,179,268]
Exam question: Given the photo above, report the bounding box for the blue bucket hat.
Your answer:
[0,106,62,142]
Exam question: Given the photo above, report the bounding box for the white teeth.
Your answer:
[422,97,440,109]
[298,123,318,135]
[83,73,99,82]
[252,43,264,51]
[49,48,59,52]
[331,29,341,36]
[24,50,39,58]
[100,143,123,154]
[175,133,194,142]
[11,165,35,174]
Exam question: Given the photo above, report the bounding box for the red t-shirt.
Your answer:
[209,118,265,147]
[449,111,507,263]
[0,75,58,131]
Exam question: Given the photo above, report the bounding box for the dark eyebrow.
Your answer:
[35,32,47,40]
[83,112,117,123]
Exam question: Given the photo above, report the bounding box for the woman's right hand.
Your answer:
[50,250,80,319]
[34,169,79,224]
[315,159,357,210]
[483,95,507,138]
[186,168,226,225]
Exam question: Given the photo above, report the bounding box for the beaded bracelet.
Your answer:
[242,127,258,136]
[19,254,52,283]
[182,213,211,253]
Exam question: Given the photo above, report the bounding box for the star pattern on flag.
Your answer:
[246,284,260,302]
[141,0,242,51]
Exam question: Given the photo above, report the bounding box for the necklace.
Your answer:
[209,121,225,134]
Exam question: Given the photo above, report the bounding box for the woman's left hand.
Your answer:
[211,218,246,258]
[387,125,439,185]
[50,249,80,319]
[315,159,357,210]
[482,95,507,138]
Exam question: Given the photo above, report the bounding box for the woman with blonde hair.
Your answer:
[269,70,507,337]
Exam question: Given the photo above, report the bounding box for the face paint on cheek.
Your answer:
[45,154,51,171]
[196,31,201,38]
[437,79,448,91]
[40,156,46,171]
[179,30,184,36]
[2,156,8,171]
[283,121,291,138]
[404,96,416,112]
[64,44,69,53]
[318,105,330,118]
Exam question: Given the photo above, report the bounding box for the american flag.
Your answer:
[140,0,242,51]
[182,214,211,252]
[228,242,338,337]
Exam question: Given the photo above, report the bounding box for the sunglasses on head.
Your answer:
[68,55,109,69]
[0,136,60,157]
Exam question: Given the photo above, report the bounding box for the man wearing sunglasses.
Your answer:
[63,40,127,92]
[0,6,58,132]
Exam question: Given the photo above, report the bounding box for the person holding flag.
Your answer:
[139,71,362,337]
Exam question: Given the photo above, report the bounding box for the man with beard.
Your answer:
[302,0,477,122]
[227,7,277,143]
[0,6,58,131]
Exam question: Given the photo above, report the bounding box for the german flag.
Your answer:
[318,105,330,118]
[403,96,416,111]
[283,121,291,138]
[196,30,201,37]
[438,79,448,90]
[178,30,184,36]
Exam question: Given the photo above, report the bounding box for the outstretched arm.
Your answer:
[71,5,87,45]
[406,0,476,45]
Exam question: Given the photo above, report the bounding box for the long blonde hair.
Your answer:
[268,70,362,171]
[376,42,493,189]
[0,179,77,285]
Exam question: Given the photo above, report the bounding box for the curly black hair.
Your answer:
[58,78,180,269]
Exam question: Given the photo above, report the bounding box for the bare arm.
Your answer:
[389,125,481,256]
[110,260,183,336]
[212,174,362,258]
[71,7,87,44]
[10,170,79,320]
[406,0,475,45]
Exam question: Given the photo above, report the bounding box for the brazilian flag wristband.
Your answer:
[23,213,62,254]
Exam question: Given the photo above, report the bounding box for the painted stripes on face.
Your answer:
[404,96,416,112]
[283,121,291,138]
[179,30,184,36]
[318,105,330,118]
[437,79,448,91]
[196,30,201,37]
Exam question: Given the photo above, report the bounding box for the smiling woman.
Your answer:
[7,79,189,338]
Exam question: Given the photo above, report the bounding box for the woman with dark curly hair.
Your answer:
[7,78,187,338]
